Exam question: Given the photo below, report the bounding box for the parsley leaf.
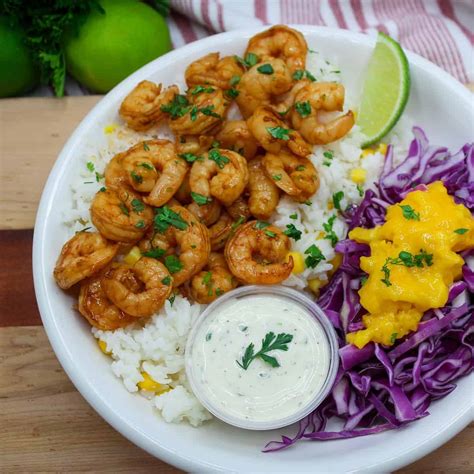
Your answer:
[179,153,203,163]
[381,259,392,287]
[283,224,302,241]
[191,192,211,206]
[190,85,215,95]
[294,101,311,117]
[130,171,143,184]
[134,220,145,229]
[138,162,154,170]
[267,126,291,141]
[131,198,145,213]
[272,174,282,181]
[257,63,274,74]
[208,149,230,169]
[230,75,241,86]
[399,204,420,221]
[304,244,326,268]
[142,247,166,259]
[254,221,270,230]
[323,215,338,247]
[160,93,191,119]
[143,142,150,151]
[264,230,276,238]
[199,105,221,118]
[161,276,171,286]
[235,52,259,68]
[154,206,188,233]
[119,202,129,216]
[390,332,398,344]
[164,255,183,274]
[289,213,298,220]
[225,88,239,99]
[86,161,95,172]
[236,332,293,370]
[332,191,344,211]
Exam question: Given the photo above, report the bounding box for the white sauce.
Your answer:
[188,295,331,425]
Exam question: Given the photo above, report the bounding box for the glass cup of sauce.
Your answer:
[185,285,339,430]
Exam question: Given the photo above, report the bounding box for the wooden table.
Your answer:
[0,96,472,473]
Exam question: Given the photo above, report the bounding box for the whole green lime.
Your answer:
[0,17,39,97]
[64,0,171,93]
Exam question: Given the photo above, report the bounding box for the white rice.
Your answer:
[63,50,413,427]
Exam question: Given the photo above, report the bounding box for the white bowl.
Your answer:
[33,26,473,472]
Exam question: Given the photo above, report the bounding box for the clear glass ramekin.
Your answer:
[185,285,339,431]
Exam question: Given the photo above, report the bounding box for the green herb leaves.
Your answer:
[236,332,293,370]
[154,206,188,233]
[292,69,316,82]
[179,153,203,163]
[332,191,344,211]
[235,52,259,68]
[208,149,230,169]
[160,94,190,119]
[283,224,302,241]
[190,85,215,95]
[305,244,326,268]
[294,101,311,118]
[267,126,290,141]
[380,249,434,286]
[323,215,338,247]
[191,192,211,206]
[257,63,274,74]
[164,255,183,274]
[454,228,468,235]
[399,204,420,221]
[322,150,334,167]
[142,248,166,259]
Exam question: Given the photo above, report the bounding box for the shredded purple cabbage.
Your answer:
[265,128,473,451]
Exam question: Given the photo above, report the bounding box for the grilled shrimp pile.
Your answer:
[54,25,354,330]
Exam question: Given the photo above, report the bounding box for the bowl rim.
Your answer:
[33,25,473,473]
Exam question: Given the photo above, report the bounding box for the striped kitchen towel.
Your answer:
[167,0,473,84]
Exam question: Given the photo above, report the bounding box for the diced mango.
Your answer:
[124,246,142,266]
[98,340,111,355]
[378,143,388,155]
[350,168,367,184]
[104,123,117,134]
[308,278,324,295]
[361,148,375,158]
[287,251,305,274]
[137,372,170,394]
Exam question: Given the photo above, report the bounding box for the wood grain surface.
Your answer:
[0,94,472,472]
[0,95,101,230]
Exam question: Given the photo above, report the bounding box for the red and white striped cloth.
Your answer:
[167,0,473,84]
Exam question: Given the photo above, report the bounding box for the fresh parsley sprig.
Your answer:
[236,332,293,370]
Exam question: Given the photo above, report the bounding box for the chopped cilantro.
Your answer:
[272,174,282,181]
[264,230,276,238]
[254,221,270,230]
[179,153,203,163]
[294,101,312,118]
[154,206,188,233]
[168,294,176,306]
[230,75,241,86]
[131,198,145,213]
[267,126,290,141]
[191,85,215,95]
[292,69,316,81]
[257,63,274,74]
[142,247,166,259]
[304,244,326,268]
[199,105,221,118]
[99,187,106,192]
[225,88,239,99]
[95,172,104,182]
[130,171,143,184]
[86,161,95,172]
[390,332,398,344]
[283,224,302,241]
[143,142,150,151]
[399,204,420,221]
[161,276,171,285]
[332,191,344,211]
[289,213,298,220]
[134,220,145,229]
[209,148,230,169]
[191,192,211,206]
[235,52,259,68]
[160,94,190,119]
[164,255,183,274]
[139,162,154,170]
[454,228,468,235]
[202,271,212,286]
[295,165,306,171]
[119,203,129,216]
[323,214,338,247]
[357,184,364,197]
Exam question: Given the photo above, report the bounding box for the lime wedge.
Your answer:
[357,32,410,148]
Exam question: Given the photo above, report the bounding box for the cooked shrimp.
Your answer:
[247,105,312,157]
[78,272,136,330]
[139,204,211,287]
[188,198,222,226]
[101,257,172,318]
[176,134,215,156]
[90,188,153,243]
[54,232,119,289]
[246,25,307,74]
[226,195,250,222]
[174,172,192,204]
[224,221,293,284]
[209,211,234,251]
[185,53,244,90]
[235,58,293,118]
[215,120,258,159]
[190,253,238,304]
[141,140,188,207]
[262,151,319,202]
[247,157,280,219]
[289,82,354,145]
[167,88,228,136]
[119,81,179,131]
[189,149,249,207]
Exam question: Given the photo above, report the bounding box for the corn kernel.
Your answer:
[361,148,375,158]
[98,340,111,355]
[318,231,325,239]
[308,278,324,295]
[137,372,170,394]
[124,246,142,266]
[352,110,357,121]
[329,253,342,277]
[286,251,305,274]
[350,168,367,184]
[327,201,334,210]
[378,143,388,155]
[104,123,117,134]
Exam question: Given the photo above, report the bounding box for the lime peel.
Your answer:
[357,32,410,148]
